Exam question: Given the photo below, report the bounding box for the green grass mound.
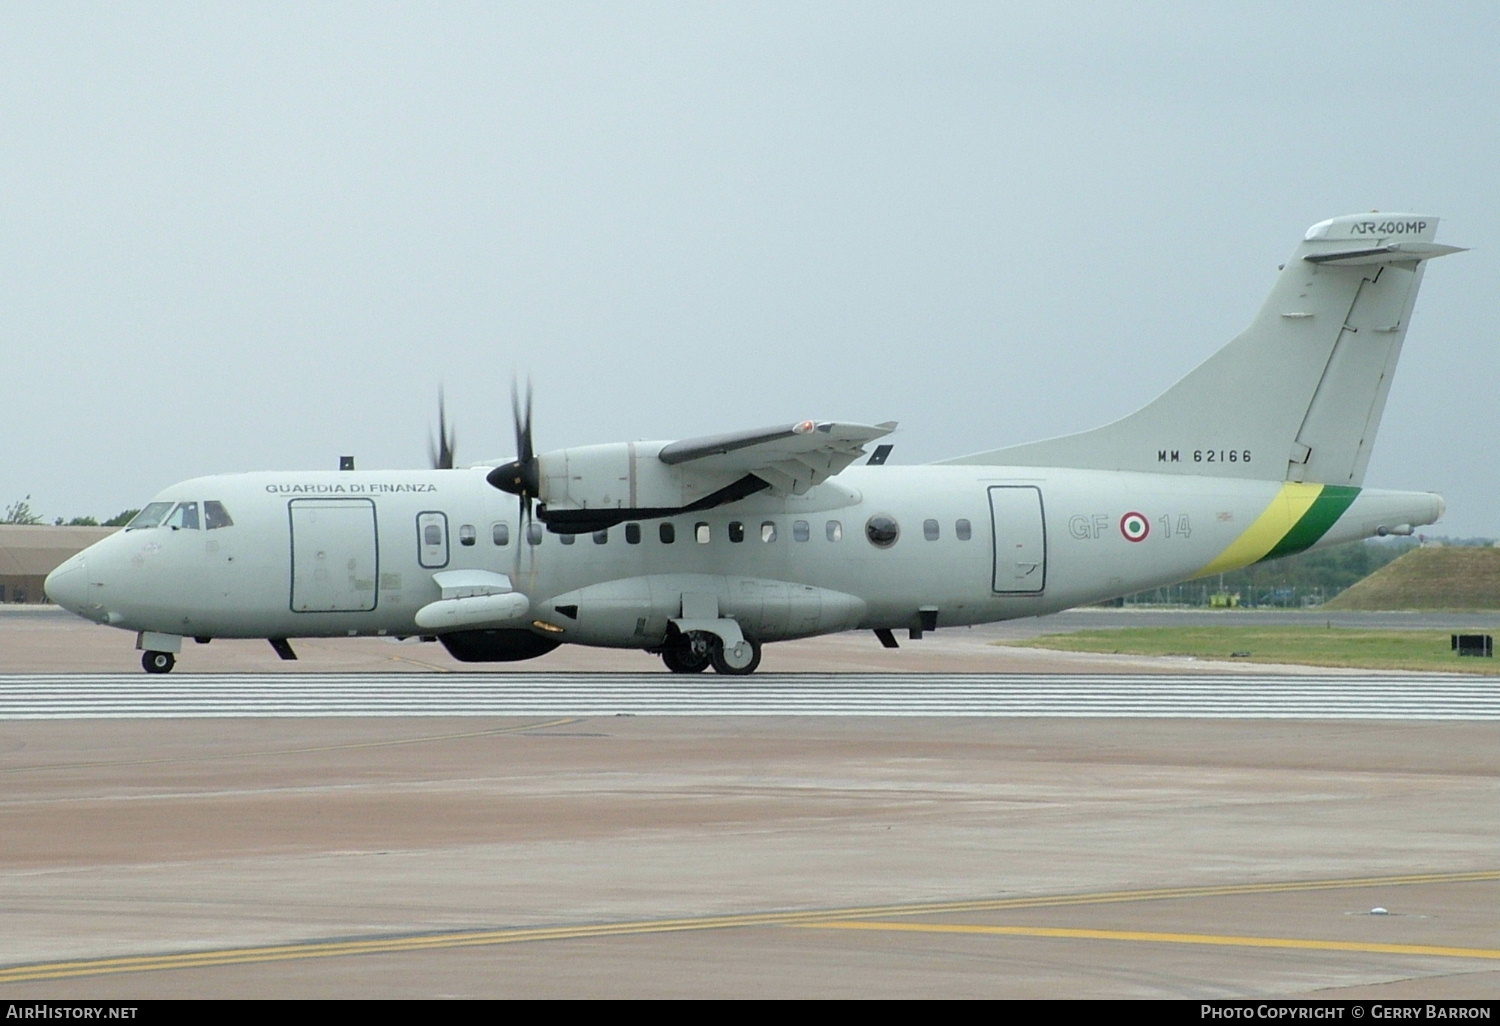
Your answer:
[1007,626,1499,674]
[1324,547,1500,611]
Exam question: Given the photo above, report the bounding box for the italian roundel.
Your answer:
[1120,511,1150,542]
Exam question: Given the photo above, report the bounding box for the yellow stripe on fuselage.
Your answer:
[1193,483,1323,579]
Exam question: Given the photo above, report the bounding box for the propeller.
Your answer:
[428,389,457,470]
[487,378,542,571]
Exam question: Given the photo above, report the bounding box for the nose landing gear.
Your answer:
[142,651,176,674]
[135,632,184,674]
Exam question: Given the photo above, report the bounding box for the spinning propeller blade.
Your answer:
[485,378,541,584]
[428,389,457,470]
[487,378,540,514]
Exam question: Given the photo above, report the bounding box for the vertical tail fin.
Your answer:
[945,214,1462,485]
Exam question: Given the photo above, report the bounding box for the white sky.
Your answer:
[4,2,1496,536]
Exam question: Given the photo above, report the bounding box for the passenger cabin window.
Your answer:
[761,521,777,542]
[956,518,972,541]
[593,530,608,545]
[492,522,510,546]
[793,520,810,542]
[924,518,939,541]
[626,523,641,545]
[527,522,543,545]
[204,501,234,530]
[728,521,745,543]
[659,523,675,544]
[560,532,575,545]
[127,502,174,530]
[459,524,476,547]
[695,522,711,544]
[165,502,200,530]
[826,520,842,542]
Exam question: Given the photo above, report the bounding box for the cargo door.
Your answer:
[988,485,1046,593]
[289,498,379,612]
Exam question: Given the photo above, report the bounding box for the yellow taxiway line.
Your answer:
[797,921,1500,961]
[3,869,1497,984]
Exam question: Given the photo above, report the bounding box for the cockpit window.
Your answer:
[164,502,200,530]
[204,501,234,530]
[126,502,174,530]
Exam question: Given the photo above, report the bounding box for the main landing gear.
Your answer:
[659,630,762,675]
[142,651,176,674]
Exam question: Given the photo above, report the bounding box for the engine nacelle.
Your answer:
[492,421,895,533]
[537,442,746,516]
[535,574,868,648]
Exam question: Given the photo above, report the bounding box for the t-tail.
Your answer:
[944,213,1460,571]
[945,213,1463,487]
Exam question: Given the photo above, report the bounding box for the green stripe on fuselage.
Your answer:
[1260,485,1360,561]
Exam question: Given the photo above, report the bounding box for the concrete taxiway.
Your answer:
[1,608,1497,998]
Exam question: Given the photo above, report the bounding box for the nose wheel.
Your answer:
[142,651,176,674]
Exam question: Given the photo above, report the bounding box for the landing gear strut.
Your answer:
[142,651,176,674]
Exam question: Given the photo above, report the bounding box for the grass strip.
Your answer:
[1003,626,1500,674]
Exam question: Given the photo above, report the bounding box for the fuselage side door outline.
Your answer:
[288,498,379,613]
[988,485,1046,594]
[417,510,450,570]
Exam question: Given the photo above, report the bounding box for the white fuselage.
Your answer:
[46,464,1442,649]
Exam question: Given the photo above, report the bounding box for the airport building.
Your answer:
[0,525,116,604]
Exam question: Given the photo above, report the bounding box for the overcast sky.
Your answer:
[4,2,1496,536]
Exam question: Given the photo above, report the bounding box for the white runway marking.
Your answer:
[0,672,1495,718]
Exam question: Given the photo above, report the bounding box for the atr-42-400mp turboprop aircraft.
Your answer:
[47,213,1460,674]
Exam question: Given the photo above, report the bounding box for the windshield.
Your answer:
[126,502,174,530]
[164,502,200,530]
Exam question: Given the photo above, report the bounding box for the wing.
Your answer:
[659,420,897,496]
[527,420,897,533]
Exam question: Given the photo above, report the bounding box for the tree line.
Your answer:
[3,496,140,527]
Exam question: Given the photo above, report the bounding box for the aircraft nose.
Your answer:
[45,555,97,618]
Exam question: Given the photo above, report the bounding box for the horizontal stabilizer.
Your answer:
[1304,242,1466,266]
